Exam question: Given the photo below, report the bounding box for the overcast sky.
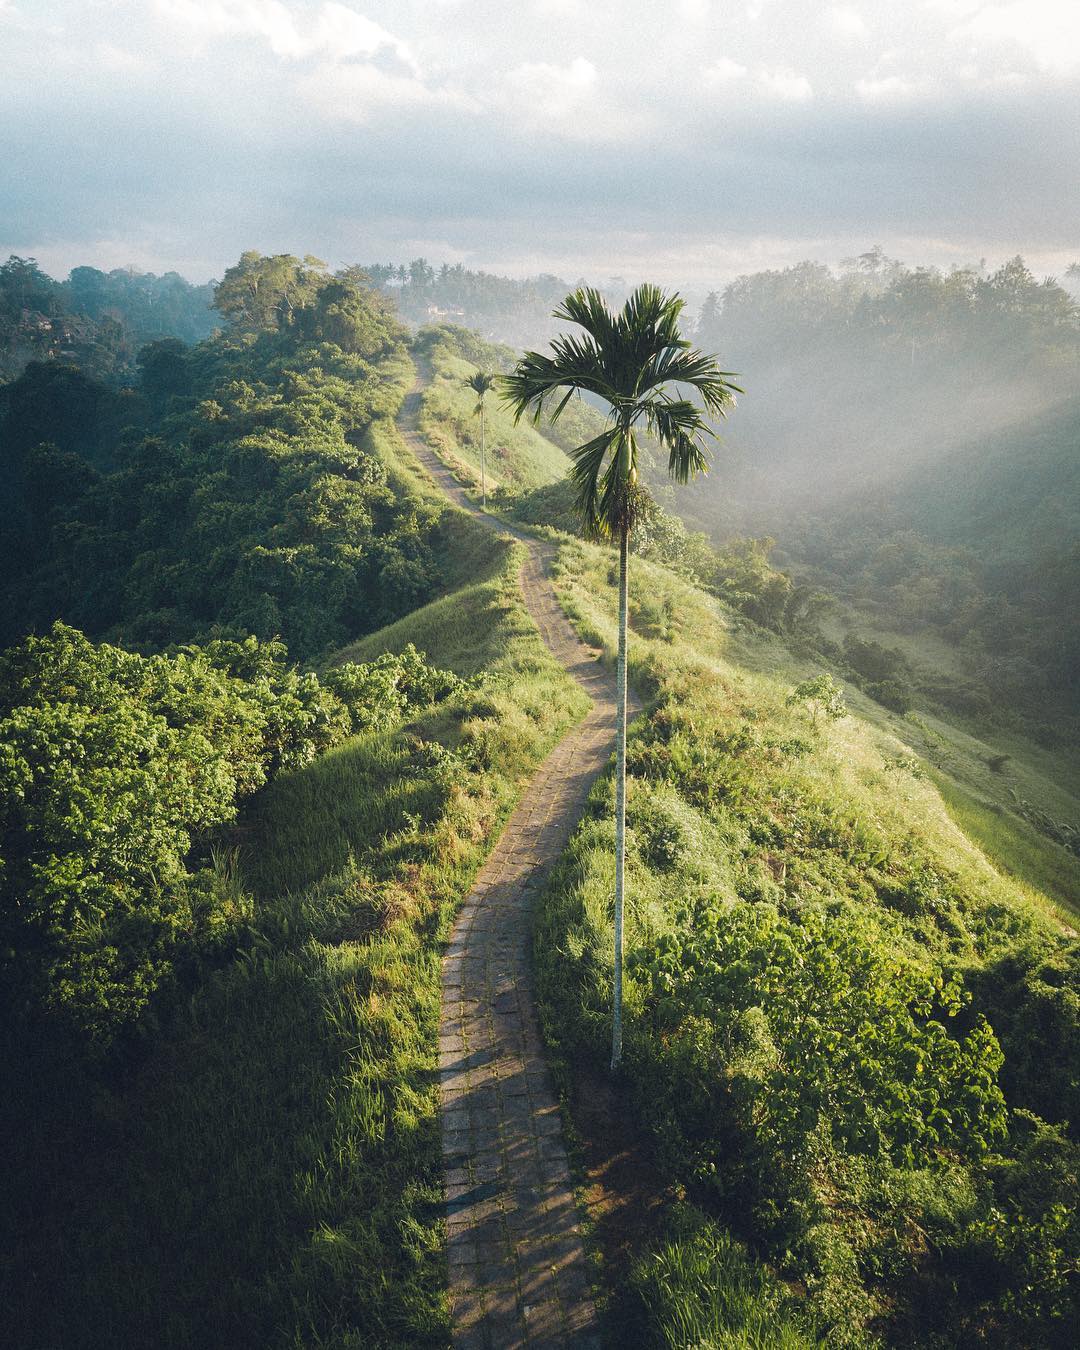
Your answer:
[2,0,1079,288]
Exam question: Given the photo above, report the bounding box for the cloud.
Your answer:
[957,2,1080,75]
[154,0,418,71]
[855,74,918,101]
[492,56,637,140]
[828,5,867,38]
[93,41,156,74]
[704,59,812,100]
[505,54,597,112]
[756,67,813,100]
[295,60,459,122]
[2,1,1079,291]
[704,56,749,83]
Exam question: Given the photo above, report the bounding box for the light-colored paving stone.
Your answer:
[398,383,637,1346]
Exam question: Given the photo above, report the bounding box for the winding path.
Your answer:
[398,383,637,1347]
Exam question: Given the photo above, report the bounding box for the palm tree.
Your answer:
[464,370,497,508]
[503,285,740,1070]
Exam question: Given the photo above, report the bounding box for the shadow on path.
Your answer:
[399,379,639,1347]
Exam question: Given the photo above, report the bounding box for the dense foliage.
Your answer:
[1,255,439,660]
[0,623,462,1050]
[0,254,217,383]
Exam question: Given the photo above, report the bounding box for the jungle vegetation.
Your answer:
[0,249,1076,1348]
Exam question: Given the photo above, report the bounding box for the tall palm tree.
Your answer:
[464,370,497,508]
[502,285,740,1070]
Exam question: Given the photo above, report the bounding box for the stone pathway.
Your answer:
[398,383,638,1347]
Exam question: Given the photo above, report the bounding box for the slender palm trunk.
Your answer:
[612,521,628,1071]
[480,401,487,509]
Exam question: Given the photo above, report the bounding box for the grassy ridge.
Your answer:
[416,331,569,493]
[933,774,1080,924]
[2,453,588,1347]
[535,536,1076,1345]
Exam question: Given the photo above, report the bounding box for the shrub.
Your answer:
[325,643,463,735]
[0,625,465,1049]
[866,678,915,713]
[786,673,847,725]
[629,901,1007,1187]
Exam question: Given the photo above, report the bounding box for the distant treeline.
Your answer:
[0,255,218,383]
[682,250,1080,727]
[360,258,598,349]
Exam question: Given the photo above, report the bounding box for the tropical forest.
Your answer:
[3,3,1079,1348]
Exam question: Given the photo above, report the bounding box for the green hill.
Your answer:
[894,393,1080,566]
[414,325,570,494]
[536,534,1078,1346]
[2,274,1077,1348]
[1,445,588,1348]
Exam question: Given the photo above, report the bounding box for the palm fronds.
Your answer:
[502,284,740,538]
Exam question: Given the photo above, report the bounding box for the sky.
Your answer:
[2,0,1079,289]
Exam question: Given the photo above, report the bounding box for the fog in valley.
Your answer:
[4,6,1080,1347]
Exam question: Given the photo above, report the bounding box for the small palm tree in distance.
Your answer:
[502,284,740,1070]
[464,370,497,508]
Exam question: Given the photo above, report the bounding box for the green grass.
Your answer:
[417,335,569,494]
[2,493,588,1349]
[534,534,1073,1345]
[550,535,1054,936]
[630,1212,817,1349]
[812,611,1080,906]
[245,525,586,900]
[933,774,1080,924]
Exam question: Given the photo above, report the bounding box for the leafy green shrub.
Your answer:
[969,937,1080,1128]
[325,642,463,734]
[786,673,847,724]
[0,624,465,1049]
[627,782,703,871]
[630,902,1006,1188]
[843,635,909,684]
[895,1113,1080,1347]
[0,625,267,1047]
[866,678,914,713]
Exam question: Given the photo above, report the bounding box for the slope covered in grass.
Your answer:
[536,536,1078,1346]
[414,326,570,493]
[2,489,587,1349]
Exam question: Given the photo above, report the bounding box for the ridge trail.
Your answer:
[398,380,638,1347]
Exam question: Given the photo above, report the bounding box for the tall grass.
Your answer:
[2,489,587,1348]
[533,534,1072,1344]
[416,332,569,494]
[933,774,1080,923]
[630,1213,816,1349]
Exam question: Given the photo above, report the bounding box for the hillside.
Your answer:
[416,349,1078,1344]
[535,535,1078,1346]
[670,257,1080,720]
[413,325,570,494]
[1,271,1077,1349]
[0,372,589,1348]
[893,394,1080,566]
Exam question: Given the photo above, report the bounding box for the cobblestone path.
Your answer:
[399,384,637,1347]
